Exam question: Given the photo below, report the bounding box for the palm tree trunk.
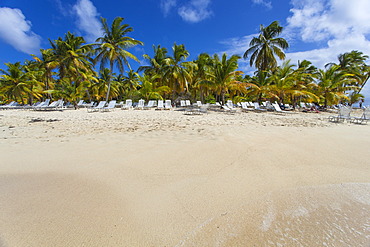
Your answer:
[105,62,114,102]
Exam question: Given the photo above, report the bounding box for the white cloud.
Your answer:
[160,0,177,17]
[178,0,213,23]
[160,0,213,23]
[72,0,102,42]
[251,0,272,9]
[0,7,41,54]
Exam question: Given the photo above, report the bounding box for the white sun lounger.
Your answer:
[135,99,145,110]
[101,100,116,112]
[226,100,237,111]
[88,101,106,112]
[272,103,294,114]
[164,100,172,110]
[77,100,84,107]
[156,100,164,110]
[329,106,352,122]
[350,107,369,124]
[121,99,133,110]
[253,102,267,112]
[144,100,155,109]
[222,105,237,113]
[241,102,253,111]
[33,99,51,110]
[0,101,16,110]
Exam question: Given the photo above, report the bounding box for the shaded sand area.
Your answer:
[0,109,369,246]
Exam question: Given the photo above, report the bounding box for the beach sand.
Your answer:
[0,108,369,246]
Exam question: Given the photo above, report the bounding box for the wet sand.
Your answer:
[0,109,369,246]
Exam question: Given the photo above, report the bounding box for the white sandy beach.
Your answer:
[0,108,369,246]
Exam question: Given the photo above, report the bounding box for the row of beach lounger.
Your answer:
[329,106,369,124]
[1,99,368,123]
[82,99,303,114]
[0,99,65,111]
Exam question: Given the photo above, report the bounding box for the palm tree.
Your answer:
[326,50,369,105]
[211,53,243,104]
[269,60,320,106]
[247,70,274,103]
[22,60,45,104]
[32,49,58,93]
[94,17,143,101]
[120,70,140,99]
[136,74,171,101]
[162,43,192,97]
[48,32,97,106]
[0,62,36,104]
[191,53,214,102]
[291,60,319,106]
[50,32,95,84]
[90,68,117,101]
[316,65,356,107]
[140,45,167,75]
[243,21,289,72]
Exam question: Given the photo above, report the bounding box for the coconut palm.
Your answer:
[50,32,95,83]
[247,70,274,103]
[32,49,58,92]
[316,65,357,107]
[211,53,243,104]
[162,43,192,97]
[191,53,215,102]
[94,17,143,101]
[326,51,369,105]
[243,21,289,72]
[22,60,45,104]
[269,60,320,106]
[136,74,171,101]
[290,60,319,106]
[0,62,36,104]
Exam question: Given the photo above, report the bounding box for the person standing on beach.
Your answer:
[359,99,364,108]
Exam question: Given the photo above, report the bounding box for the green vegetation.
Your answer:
[1,19,369,107]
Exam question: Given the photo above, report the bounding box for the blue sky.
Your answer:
[1,0,370,100]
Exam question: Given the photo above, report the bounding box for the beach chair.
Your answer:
[350,107,370,124]
[196,101,203,107]
[121,99,133,110]
[329,106,352,122]
[185,100,192,107]
[222,105,237,113]
[164,100,172,110]
[101,100,116,112]
[33,99,51,110]
[226,100,237,111]
[272,103,294,114]
[81,101,94,108]
[199,103,209,114]
[253,102,267,112]
[144,100,155,110]
[0,101,16,110]
[37,99,63,111]
[88,101,106,112]
[77,100,85,107]
[180,100,186,107]
[241,102,253,112]
[156,100,164,110]
[135,99,145,110]
[46,99,64,110]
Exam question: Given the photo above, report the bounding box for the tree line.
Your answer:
[0,18,369,108]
